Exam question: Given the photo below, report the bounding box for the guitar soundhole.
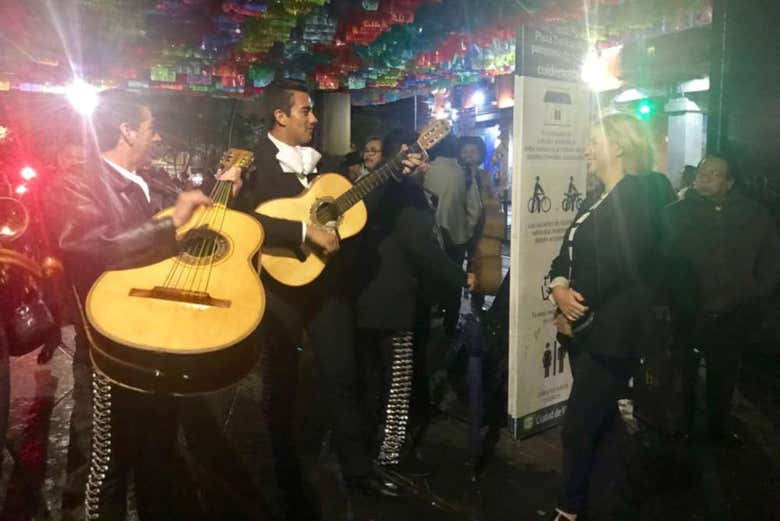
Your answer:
[313,199,340,226]
[179,228,229,265]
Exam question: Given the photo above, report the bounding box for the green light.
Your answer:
[637,99,654,119]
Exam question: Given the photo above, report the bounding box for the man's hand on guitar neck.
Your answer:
[216,165,244,197]
[306,225,340,255]
[399,144,427,175]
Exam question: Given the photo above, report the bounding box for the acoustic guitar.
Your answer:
[85,149,264,394]
[257,119,451,287]
[470,167,505,295]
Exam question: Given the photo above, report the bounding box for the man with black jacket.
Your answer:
[46,90,226,520]
[353,162,474,472]
[235,80,424,518]
[662,155,780,445]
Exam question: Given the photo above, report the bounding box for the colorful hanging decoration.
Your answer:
[2,0,712,104]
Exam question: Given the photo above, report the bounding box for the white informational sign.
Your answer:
[508,27,590,438]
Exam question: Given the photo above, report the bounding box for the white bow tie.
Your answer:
[276,145,321,176]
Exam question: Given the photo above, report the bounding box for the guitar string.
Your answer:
[202,180,233,293]
[162,155,249,292]
[168,175,224,291]
[162,181,217,289]
[186,180,229,292]
[163,208,203,290]
[196,180,230,292]
[333,148,412,214]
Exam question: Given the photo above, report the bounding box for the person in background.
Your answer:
[352,129,475,478]
[359,136,384,180]
[458,135,497,313]
[54,139,87,176]
[340,150,363,183]
[547,113,663,521]
[424,134,482,338]
[662,154,780,446]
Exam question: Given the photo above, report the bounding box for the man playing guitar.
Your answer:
[235,79,424,518]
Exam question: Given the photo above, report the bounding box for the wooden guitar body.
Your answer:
[86,203,265,394]
[256,119,451,287]
[471,175,505,295]
[257,173,367,287]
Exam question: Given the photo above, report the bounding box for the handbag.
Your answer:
[6,294,57,357]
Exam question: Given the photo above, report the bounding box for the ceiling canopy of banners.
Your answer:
[0,0,710,105]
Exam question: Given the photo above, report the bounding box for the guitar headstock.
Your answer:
[220,148,254,172]
[416,119,452,152]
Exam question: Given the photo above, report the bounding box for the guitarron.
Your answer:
[86,149,264,394]
[257,119,451,286]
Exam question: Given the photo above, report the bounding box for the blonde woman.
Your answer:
[547,113,669,520]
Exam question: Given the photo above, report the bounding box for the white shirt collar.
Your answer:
[102,157,151,203]
[267,132,321,179]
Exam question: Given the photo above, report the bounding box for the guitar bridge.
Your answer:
[129,286,231,308]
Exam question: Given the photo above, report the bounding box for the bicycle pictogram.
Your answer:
[561,176,583,212]
[527,176,551,213]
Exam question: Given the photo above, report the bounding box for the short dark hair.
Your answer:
[363,136,383,148]
[458,136,487,163]
[263,79,311,127]
[92,90,149,152]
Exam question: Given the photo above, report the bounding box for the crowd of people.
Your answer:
[0,80,777,521]
[546,114,780,521]
[24,80,505,521]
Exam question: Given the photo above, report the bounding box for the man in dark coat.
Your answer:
[46,90,217,520]
[662,155,780,445]
[234,80,424,518]
[352,160,474,474]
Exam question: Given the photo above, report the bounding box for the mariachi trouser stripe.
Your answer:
[84,371,113,520]
[377,331,414,466]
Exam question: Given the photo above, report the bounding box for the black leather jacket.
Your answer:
[43,155,179,303]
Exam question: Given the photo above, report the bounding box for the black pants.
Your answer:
[683,310,745,437]
[260,290,370,519]
[357,329,415,458]
[179,364,276,521]
[64,326,200,521]
[559,351,636,514]
[61,326,98,521]
[442,239,468,337]
[85,374,200,520]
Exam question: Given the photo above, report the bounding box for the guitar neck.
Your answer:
[211,179,234,206]
[334,142,423,214]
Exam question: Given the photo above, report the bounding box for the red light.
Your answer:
[20,166,37,181]
[15,184,28,195]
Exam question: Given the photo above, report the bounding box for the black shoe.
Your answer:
[346,471,402,498]
[388,451,433,479]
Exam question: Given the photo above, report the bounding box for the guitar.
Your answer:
[85,148,265,394]
[470,166,505,295]
[257,119,452,287]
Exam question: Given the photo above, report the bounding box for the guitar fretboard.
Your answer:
[334,142,423,214]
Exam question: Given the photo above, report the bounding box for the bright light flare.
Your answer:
[15,185,28,195]
[20,166,37,181]
[65,79,99,116]
[471,90,486,107]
